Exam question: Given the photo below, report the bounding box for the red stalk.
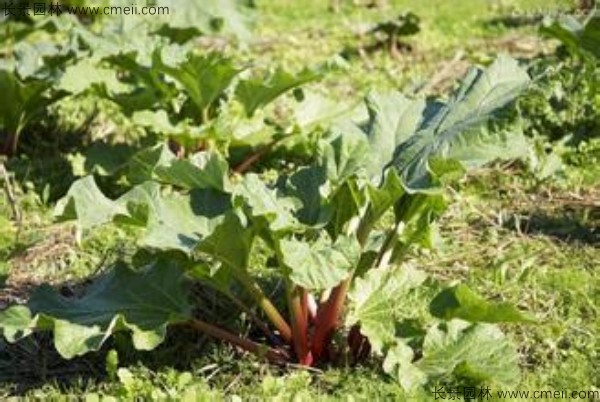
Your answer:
[289,286,313,366]
[233,136,288,174]
[1,133,17,156]
[310,278,351,361]
[189,319,289,364]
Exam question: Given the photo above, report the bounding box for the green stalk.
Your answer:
[223,290,281,344]
[189,319,288,364]
[201,106,211,125]
[235,268,292,343]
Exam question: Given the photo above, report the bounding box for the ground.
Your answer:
[0,0,598,399]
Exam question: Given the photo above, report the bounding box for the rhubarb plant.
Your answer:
[111,49,326,164]
[0,56,534,391]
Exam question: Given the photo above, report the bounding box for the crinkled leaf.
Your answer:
[389,193,448,262]
[326,180,365,240]
[391,55,530,191]
[74,16,163,64]
[158,52,241,117]
[108,51,178,114]
[154,152,231,192]
[156,0,253,41]
[132,111,205,141]
[280,234,361,290]
[58,59,127,95]
[285,166,330,226]
[54,176,127,228]
[346,265,427,353]
[138,187,230,253]
[0,70,65,137]
[441,123,531,170]
[360,92,427,182]
[234,174,300,232]
[14,40,75,80]
[0,260,191,359]
[363,169,405,230]
[542,10,600,59]
[69,142,137,177]
[55,178,230,253]
[236,67,323,117]
[293,92,355,130]
[319,126,370,184]
[417,320,520,386]
[197,212,254,270]
[430,284,535,323]
[383,341,427,392]
[128,142,175,185]
[127,143,230,192]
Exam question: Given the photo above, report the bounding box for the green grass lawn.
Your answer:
[1,0,598,399]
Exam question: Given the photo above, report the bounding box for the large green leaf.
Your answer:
[0,260,191,359]
[236,67,323,117]
[135,186,231,253]
[108,51,178,114]
[285,166,330,227]
[360,92,427,182]
[234,174,300,232]
[580,10,600,59]
[158,52,241,118]
[57,58,127,95]
[156,0,253,41]
[55,178,231,253]
[326,180,365,240]
[292,92,357,131]
[279,234,361,290]
[54,176,127,229]
[14,40,76,80]
[346,265,427,353]
[0,70,64,139]
[383,341,427,392]
[128,142,175,185]
[541,10,600,59]
[417,320,520,386]
[429,284,535,323]
[197,212,255,270]
[127,144,230,192]
[131,111,205,143]
[154,152,231,192]
[391,55,531,191]
[319,125,370,184]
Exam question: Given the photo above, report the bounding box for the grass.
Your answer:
[1,0,598,399]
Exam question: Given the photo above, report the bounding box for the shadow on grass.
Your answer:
[483,15,543,29]
[7,139,142,203]
[0,325,213,395]
[506,204,599,245]
[0,267,279,396]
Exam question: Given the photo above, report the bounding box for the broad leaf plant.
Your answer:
[0,56,535,391]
